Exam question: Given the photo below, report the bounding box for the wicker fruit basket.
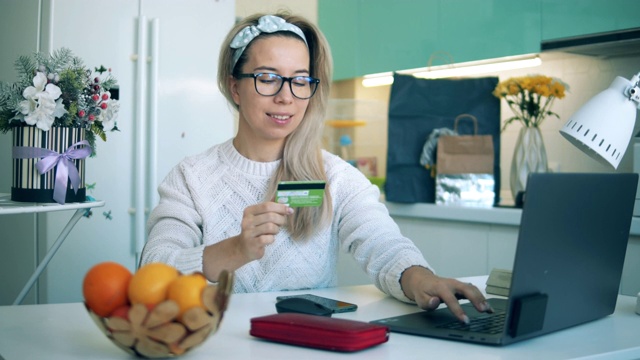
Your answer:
[86,270,233,358]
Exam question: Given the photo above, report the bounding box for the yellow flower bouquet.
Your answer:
[492,75,568,130]
[493,75,569,201]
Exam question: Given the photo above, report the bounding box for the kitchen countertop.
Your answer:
[384,201,640,236]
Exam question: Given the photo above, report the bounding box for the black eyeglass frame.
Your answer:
[235,73,320,99]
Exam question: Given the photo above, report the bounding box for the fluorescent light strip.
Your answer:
[362,55,542,87]
[362,74,394,87]
[412,57,542,79]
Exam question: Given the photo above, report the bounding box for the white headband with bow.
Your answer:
[230,15,308,71]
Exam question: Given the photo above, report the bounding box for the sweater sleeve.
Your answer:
[328,156,434,303]
[141,162,206,274]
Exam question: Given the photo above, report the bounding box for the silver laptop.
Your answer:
[371,173,638,346]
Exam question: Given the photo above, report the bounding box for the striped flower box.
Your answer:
[11,126,88,203]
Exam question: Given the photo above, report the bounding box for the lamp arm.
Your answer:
[626,72,640,109]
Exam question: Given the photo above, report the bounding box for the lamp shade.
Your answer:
[559,76,638,169]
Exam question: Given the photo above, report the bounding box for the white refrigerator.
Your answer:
[0,0,235,304]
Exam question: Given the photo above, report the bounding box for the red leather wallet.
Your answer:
[250,313,390,352]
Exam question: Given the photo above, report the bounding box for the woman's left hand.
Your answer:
[400,266,493,324]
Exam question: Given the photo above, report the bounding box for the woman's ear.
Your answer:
[229,75,241,106]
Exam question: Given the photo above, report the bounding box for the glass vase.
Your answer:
[510,126,548,201]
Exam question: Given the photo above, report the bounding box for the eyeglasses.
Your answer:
[236,73,320,99]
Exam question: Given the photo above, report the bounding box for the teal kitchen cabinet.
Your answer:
[318,0,359,81]
[319,0,541,81]
[436,1,540,69]
[541,0,640,41]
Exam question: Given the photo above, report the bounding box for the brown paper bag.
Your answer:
[436,114,494,174]
[435,114,495,207]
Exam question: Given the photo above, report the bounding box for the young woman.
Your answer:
[141,13,492,324]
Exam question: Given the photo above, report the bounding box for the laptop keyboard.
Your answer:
[436,311,506,334]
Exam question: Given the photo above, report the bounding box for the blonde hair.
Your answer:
[218,12,333,239]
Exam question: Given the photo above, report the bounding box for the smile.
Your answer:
[269,114,292,123]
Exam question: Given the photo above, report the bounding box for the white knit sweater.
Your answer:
[142,139,431,302]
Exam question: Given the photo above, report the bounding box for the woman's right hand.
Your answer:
[235,202,294,261]
[202,202,293,281]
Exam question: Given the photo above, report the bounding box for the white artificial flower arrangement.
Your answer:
[0,48,120,153]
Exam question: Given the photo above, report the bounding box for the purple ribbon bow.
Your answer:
[12,140,92,204]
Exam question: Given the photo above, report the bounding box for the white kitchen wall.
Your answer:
[0,0,45,305]
[339,51,640,204]
[501,51,640,202]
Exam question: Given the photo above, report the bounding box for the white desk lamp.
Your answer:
[560,73,640,169]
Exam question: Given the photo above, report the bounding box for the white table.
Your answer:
[1,276,639,359]
[0,194,105,305]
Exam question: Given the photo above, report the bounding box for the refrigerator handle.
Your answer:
[134,15,148,265]
[149,18,160,210]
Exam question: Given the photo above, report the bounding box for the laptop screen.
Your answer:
[505,172,637,342]
[371,172,638,346]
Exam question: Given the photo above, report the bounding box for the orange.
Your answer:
[128,262,180,306]
[83,261,132,317]
[110,304,131,321]
[167,273,208,317]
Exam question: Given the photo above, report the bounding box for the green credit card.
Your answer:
[276,181,326,207]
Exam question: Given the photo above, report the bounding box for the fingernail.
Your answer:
[428,297,439,307]
[484,301,494,313]
[286,206,294,214]
[461,315,470,325]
